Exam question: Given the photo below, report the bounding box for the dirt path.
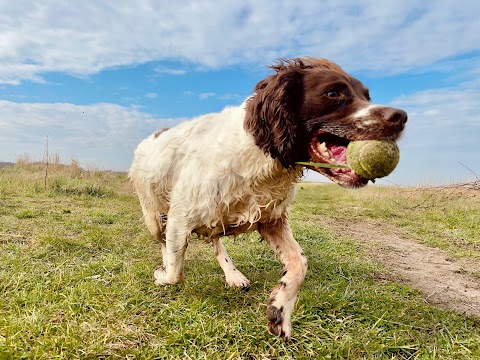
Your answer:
[318,219,480,318]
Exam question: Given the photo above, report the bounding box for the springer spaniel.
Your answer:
[129,58,407,340]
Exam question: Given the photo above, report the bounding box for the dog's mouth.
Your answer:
[307,130,369,188]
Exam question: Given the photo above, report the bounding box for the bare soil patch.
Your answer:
[318,218,480,318]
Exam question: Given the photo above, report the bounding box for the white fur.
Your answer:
[352,104,381,120]
[129,101,301,238]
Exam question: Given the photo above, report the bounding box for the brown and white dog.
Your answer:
[129,58,407,340]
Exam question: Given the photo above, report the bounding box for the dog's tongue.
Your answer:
[328,144,347,164]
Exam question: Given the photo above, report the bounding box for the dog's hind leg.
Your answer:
[153,216,189,285]
[138,195,168,265]
[212,237,250,289]
[258,215,308,341]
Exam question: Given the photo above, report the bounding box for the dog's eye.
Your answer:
[326,90,339,98]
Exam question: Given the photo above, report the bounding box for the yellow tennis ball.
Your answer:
[347,140,400,180]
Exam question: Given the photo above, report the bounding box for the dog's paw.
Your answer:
[225,271,251,290]
[153,266,184,285]
[265,282,297,340]
[266,304,292,340]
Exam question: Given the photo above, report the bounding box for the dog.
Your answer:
[129,57,407,340]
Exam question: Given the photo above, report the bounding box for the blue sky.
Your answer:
[1,1,479,186]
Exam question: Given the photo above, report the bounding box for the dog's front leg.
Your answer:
[212,237,250,289]
[153,217,189,285]
[259,215,308,340]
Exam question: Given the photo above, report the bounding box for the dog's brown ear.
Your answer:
[244,71,305,168]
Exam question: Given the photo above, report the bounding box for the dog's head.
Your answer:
[244,57,407,188]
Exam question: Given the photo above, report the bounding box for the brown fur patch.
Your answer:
[154,128,170,138]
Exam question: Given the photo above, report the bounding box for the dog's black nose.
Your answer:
[383,107,408,126]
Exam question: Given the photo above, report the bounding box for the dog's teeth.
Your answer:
[317,142,327,153]
[316,142,330,158]
[317,142,327,152]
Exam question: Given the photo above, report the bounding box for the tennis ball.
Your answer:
[347,140,400,180]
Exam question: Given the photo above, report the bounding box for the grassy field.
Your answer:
[294,182,480,260]
[1,163,479,359]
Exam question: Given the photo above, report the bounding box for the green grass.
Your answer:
[1,165,479,359]
[294,183,480,259]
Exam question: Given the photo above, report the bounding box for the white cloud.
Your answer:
[198,92,216,100]
[392,88,480,131]
[184,91,242,101]
[1,1,480,84]
[0,100,184,170]
[145,92,158,99]
[154,65,187,76]
[386,87,480,185]
[218,93,243,101]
